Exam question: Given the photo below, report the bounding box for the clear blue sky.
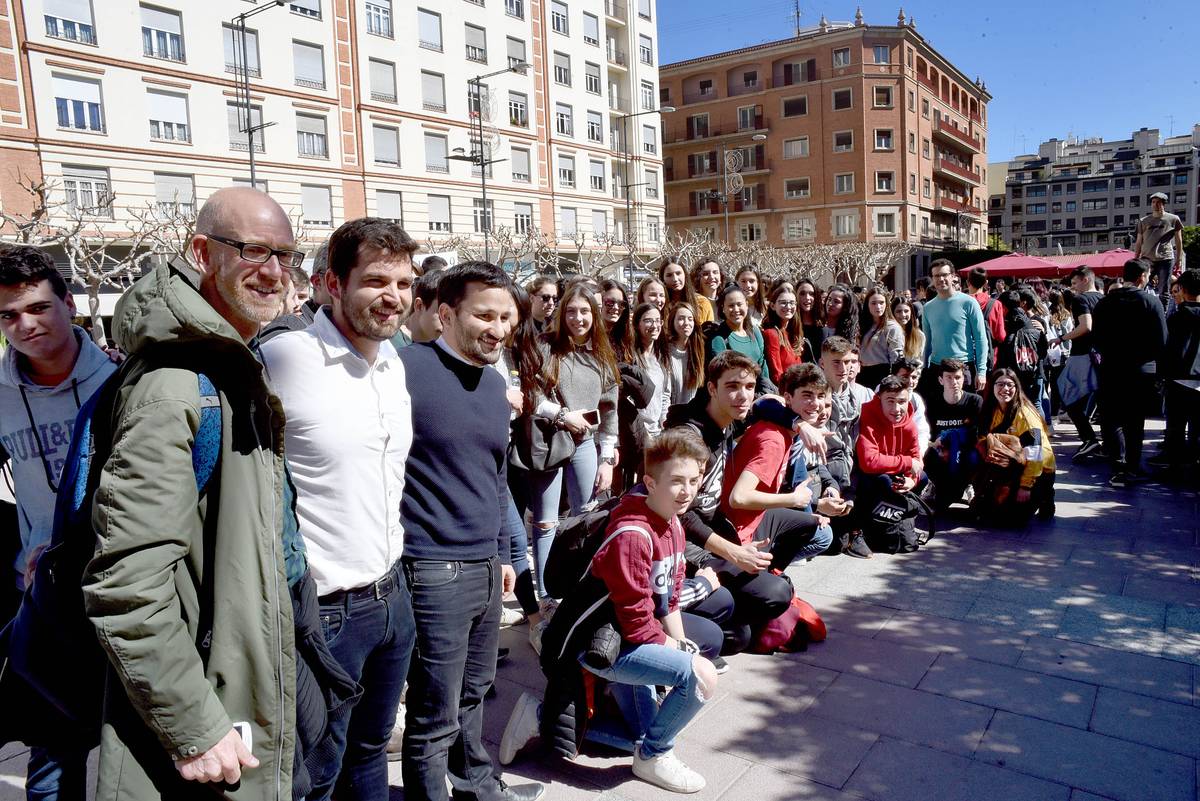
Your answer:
[656,0,1197,162]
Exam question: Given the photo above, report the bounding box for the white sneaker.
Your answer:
[632,748,705,793]
[385,701,405,762]
[528,618,549,656]
[499,605,526,628]
[539,598,559,621]
[498,691,541,765]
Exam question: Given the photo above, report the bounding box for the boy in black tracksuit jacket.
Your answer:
[1158,269,1200,466]
[1092,261,1169,480]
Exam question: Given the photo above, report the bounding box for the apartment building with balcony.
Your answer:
[995,125,1200,256]
[659,11,990,276]
[0,0,666,281]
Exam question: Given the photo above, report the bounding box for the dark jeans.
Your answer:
[683,590,734,656]
[402,557,502,801]
[1099,368,1157,473]
[1067,395,1099,443]
[308,561,414,801]
[1151,259,1174,308]
[1165,381,1200,460]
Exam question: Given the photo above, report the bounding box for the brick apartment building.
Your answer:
[659,11,990,279]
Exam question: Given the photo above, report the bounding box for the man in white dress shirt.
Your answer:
[260,217,416,801]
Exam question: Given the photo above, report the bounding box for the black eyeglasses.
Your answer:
[603,299,627,310]
[207,234,305,269]
[536,294,558,305]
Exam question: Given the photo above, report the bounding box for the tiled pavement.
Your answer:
[3,420,1198,800]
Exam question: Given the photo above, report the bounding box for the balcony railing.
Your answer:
[225,62,261,78]
[604,0,627,21]
[608,94,629,113]
[935,196,979,216]
[683,88,717,105]
[728,80,765,97]
[934,119,981,152]
[230,140,265,153]
[606,46,627,67]
[45,15,96,45]
[423,100,446,112]
[295,77,325,90]
[935,157,980,184]
[466,45,487,63]
[372,91,397,103]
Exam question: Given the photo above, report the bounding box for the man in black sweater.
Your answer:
[1151,268,1200,468]
[399,262,544,801]
[1092,259,1169,487]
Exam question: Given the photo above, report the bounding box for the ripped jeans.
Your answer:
[581,641,709,758]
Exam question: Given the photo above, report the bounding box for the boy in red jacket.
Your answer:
[500,429,719,794]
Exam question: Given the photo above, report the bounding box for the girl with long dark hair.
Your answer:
[690,258,724,324]
[636,275,668,312]
[706,283,773,391]
[659,257,710,325]
[891,296,925,361]
[659,301,705,406]
[823,284,860,345]
[618,302,672,486]
[974,367,1056,523]
[857,286,905,387]
[600,279,633,358]
[794,276,824,359]
[736,266,770,327]
[762,283,806,385]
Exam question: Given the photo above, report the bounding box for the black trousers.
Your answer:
[1098,367,1156,473]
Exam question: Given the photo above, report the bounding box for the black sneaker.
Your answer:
[1108,472,1128,488]
[843,531,874,559]
[1124,470,1149,485]
[1147,452,1176,469]
[1073,440,1102,461]
[711,656,729,674]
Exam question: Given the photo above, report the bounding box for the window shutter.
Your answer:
[46,0,93,22]
[373,126,398,164]
[465,25,485,49]
[420,72,443,104]
[708,150,716,171]
[140,6,180,33]
[147,90,187,123]
[418,12,440,44]
[755,105,763,128]
[428,194,450,223]
[296,114,325,135]
[293,42,324,84]
[783,63,793,84]
[52,75,101,103]
[806,59,816,82]
[377,190,402,221]
[154,173,193,205]
[301,185,332,223]
[370,60,395,95]
[754,144,764,166]
[756,184,766,208]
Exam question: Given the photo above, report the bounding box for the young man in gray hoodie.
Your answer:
[0,244,116,800]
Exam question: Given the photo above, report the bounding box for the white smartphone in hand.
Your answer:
[233,721,253,754]
[581,409,601,426]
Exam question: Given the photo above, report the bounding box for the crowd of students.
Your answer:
[0,185,1195,801]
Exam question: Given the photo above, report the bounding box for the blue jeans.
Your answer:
[26,747,86,801]
[582,640,707,759]
[308,561,414,801]
[401,557,503,801]
[529,438,599,600]
[503,490,540,616]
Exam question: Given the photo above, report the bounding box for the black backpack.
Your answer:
[541,495,622,599]
[861,482,934,554]
[1000,325,1044,392]
[981,298,998,372]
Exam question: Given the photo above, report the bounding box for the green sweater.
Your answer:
[921,292,989,372]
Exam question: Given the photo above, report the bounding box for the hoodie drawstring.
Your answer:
[18,377,81,495]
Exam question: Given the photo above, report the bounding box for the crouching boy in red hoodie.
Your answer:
[851,375,925,553]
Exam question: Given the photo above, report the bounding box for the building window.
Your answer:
[907,90,915,111]
[421,71,446,111]
[62,165,111,216]
[511,147,531,182]
[464,23,486,62]
[908,132,916,153]
[147,89,189,142]
[739,223,763,242]
[586,110,602,142]
[507,36,527,70]
[784,216,815,241]
[923,177,931,197]
[472,199,494,233]
[646,214,661,241]
[875,212,896,235]
[300,184,332,226]
[505,0,524,19]
[416,9,443,50]
[642,124,657,154]
[592,210,608,238]
[555,103,573,136]
[296,113,328,157]
[554,52,571,85]
[551,0,569,34]
[922,138,931,158]
[644,169,659,198]
[377,190,403,224]
[583,13,600,45]
[558,154,575,187]
[783,137,809,158]
[371,59,398,102]
[909,173,916,193]
[514,202,533,233]
[428,194,451,232]
[785,177,810,199]
[141,5,184,61]
[222,24,260,77]
[782,96,807,117]
[509,91,528,126]
[875,171,894,193]
[227,102,263,151]
[639,34,653,64]
[832,88,852,110]
[832,47,850,67]
[833,210,858,237]
[637,0,651,19]
[834,173,854,194]
[45,1,97,45]
[874,129,893,150]
[584,62,602,94]
[153,172,195,215]
[292,40,325,89]
[873,86,893,108]
[921,98,929,118]
[560,206,577,236]
[290,0,320,18]
[53,74,104,132]
[833,130,853,153]
[873,45,889,64]
[424,133,448,172]
[641,81,655,111]
[365,1,393,37]
[589,160,606,191]
[372,124,399,166]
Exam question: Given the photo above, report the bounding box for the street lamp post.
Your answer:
[703,133,767,245]
[229,1,283,185]
[446,63,530,264]
[615,106,674,287]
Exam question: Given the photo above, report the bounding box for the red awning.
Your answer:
[1056,249,1138,278]
[957,252,1063,279]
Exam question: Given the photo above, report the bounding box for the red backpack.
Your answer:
[748,594,827,654]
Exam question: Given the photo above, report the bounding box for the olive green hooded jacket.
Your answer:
[83,264,296,800]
